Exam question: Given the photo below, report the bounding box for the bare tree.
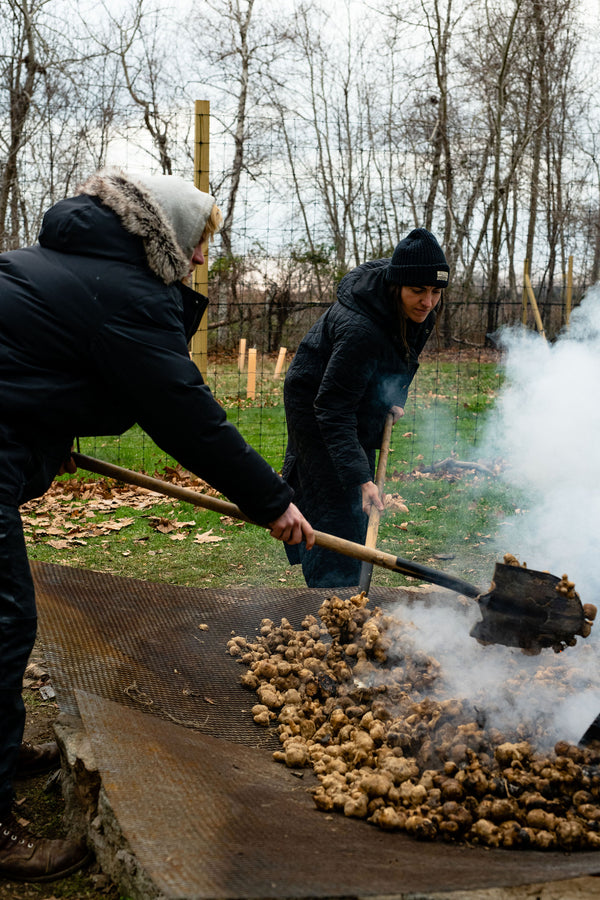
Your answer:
[0,0,136,247]
[0,0,50,248]
[268,1,388,272]
[84,0,188,175]
[507,0,580,318]
[0,0,596,349]
[185,0,292,255]
[183,0,297,337]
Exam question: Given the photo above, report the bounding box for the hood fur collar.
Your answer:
[77,170,189,285]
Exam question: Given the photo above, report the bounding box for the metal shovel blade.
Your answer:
[470,562,586,652]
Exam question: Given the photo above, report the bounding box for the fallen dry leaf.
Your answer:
[147,515,196,535]
[383,493,409,513]
[102,517,135,531]
[147,515,177,534]
[193,529,225,544]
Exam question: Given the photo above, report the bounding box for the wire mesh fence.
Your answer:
[15,102,592,476]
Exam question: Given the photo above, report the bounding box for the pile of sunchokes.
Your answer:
[227,591,600,851]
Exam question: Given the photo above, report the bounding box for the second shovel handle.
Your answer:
[364,412,394,547]
[359,413,395,592]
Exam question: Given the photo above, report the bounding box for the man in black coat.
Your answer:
[282,228,449,588]
[0,169,313,881]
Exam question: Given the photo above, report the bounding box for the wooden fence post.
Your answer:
[247,348,257,399]
[238,338,247,373]
[190,99,210,380]
[521,259,529,326]
[274,346,287,378]
[524,273,547,341]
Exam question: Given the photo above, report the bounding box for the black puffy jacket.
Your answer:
[0,189,292,524]
[283,259,437,495]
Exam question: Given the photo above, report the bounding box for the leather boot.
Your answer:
[15,741,60,777]
[0,813,91,882]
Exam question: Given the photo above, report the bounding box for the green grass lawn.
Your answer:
[26,354,525,594]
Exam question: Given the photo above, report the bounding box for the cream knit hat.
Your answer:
[133,173,216,260]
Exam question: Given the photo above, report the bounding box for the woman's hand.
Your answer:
[268,503,315,548]
[390,405,404,423]
[361,480,384,515]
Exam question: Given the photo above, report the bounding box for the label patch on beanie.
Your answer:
[437,270,449,282]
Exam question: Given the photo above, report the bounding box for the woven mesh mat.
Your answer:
[33,562,600,898]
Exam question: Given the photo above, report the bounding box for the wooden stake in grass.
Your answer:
[274,346,287,378]
[524,273,547,341]
[238,338,247,373]
[247,348,257,399]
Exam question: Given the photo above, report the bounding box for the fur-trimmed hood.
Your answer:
[76,170,215,285]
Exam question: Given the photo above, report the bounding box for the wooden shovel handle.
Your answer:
[364,412,394,547]
[72,452,255,521]
[359,412,394,592]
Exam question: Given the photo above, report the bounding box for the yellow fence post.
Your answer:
[238,338,247,373]
[191,100,210,380]
[274,346,287,378]
[247,348,257,399]
[524,273,547,341]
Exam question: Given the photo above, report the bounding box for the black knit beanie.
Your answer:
[386,228,450,287]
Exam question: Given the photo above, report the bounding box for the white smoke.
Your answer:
[388,596,600,747]
[389,287,600,747]
[484,284,600,603]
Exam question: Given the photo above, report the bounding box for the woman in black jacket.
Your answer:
[282,228,449,588]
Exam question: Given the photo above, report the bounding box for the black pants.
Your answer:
[0,504,37,817]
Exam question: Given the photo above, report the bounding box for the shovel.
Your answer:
[70,452,591,654]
